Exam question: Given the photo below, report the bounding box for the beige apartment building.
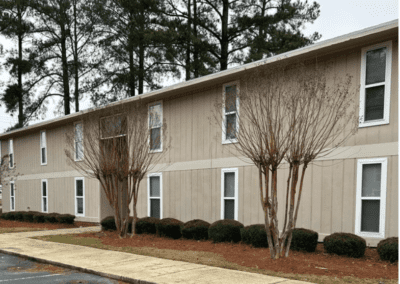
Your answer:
[0,20,397,246]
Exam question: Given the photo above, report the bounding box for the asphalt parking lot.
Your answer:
[0,253,128,284]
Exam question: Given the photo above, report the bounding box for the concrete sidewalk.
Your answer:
[0,227,313,284]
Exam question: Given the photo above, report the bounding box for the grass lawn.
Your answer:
[33,231,398,284]
[0,227,48,234]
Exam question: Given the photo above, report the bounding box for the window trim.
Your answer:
[74,121,84,161]
[359,41,392,128]
[40,130,47,165]
[355,157,387,238]
[222,81,240,144]
[148,101,163,153]
[8,139,14,169]
[10,181,15,211]
[220,168,239,220]
[74,177,85,217]
[147,172,163,219]
[41,179,48,213]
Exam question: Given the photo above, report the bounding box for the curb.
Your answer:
[0,248,158,284]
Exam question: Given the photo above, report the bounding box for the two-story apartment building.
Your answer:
[0,20,397,246]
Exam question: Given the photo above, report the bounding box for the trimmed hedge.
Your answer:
[324,232,366,258]
[136,217,160,235]
[22,211,41,222]
[182,219,210,240]
[14,211,24,221]
[101,216,134,233]
[44,213,60,223]
[377,237,398,263]
[56,214,75,224]
[209,220,244,243]
[2,212,16,220]
[241,224,270,248]
[289,228,319,252]
[33,213,45,223]
[156,218,184,239]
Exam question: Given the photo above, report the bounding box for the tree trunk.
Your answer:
[60,26,71,115]
[129,48,135,97]
[138,41,144,94]
[73,0,79,112]
[193,0,199,78]
[220,0,229,71]
[17,5,23,128]
[185,0,191,81]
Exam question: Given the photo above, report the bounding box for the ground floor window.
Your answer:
[41,179,48,213]
[148,173,162,219]
[221,168,238,220]
[75,177,85,216]
[10,181,15,211]
[355,157,387,238]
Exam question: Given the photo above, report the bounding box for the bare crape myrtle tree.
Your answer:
[65,101,169,238]
[0,154,19,193]
[213,62,359,259]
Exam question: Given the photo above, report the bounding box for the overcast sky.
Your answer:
[0,0,398,133]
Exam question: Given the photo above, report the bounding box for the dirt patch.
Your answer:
[0,219,97,232]
[38,230,398,283]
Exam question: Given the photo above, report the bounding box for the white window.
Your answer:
[355,158,387,238]
[10,181,15,211]
[359,41,392,128]
[221,168,239,220]
[41,179,48,213]
[74,122,84,161]
[148,101,163,152]
[147,173,162,218]
[8,139,13,168]
[222,82,239,144]
[75,177,85,216]
[40,130,47,165]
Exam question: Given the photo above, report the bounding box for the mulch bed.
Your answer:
[73,230,398,280]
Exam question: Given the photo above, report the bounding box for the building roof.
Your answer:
[0,19,397,139]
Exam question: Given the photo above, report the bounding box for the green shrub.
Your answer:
[14,211,24,221]
[377,237,398,263]
[2,212,14,220]
[56,214,75,224]
[22,211,40,222]
[323,232,366,258]
[101,216,134,233]
[44,213,60,223]
[136,217,160,235]
[209,220,244,243]
[33,213,45,223]
[241,224,271,248]
[182,219,210,240]
[289,228,319,252]
[156,218,184,239]
[101,216,116,231]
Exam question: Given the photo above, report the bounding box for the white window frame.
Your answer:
[355,157,387,238]
[359,41,392,128]
[147,173,163,219]
[40,130,47,165]
[148,101,163,153]
[220,168,239,220]
[74,121,84,161]
[41,179,48,213]
[10,181,15,211]
[8,139,14,169]
[74,177,85,217]
[222,81,240,144]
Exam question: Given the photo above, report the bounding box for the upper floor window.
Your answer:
[355,157,387,238]
[74,122,84,161]
[359,41,392,128]
[222,82,239,144]
[148,101,163,152]
[8,139,13,168]
[40,131,47,165]
[100,114,126,139]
